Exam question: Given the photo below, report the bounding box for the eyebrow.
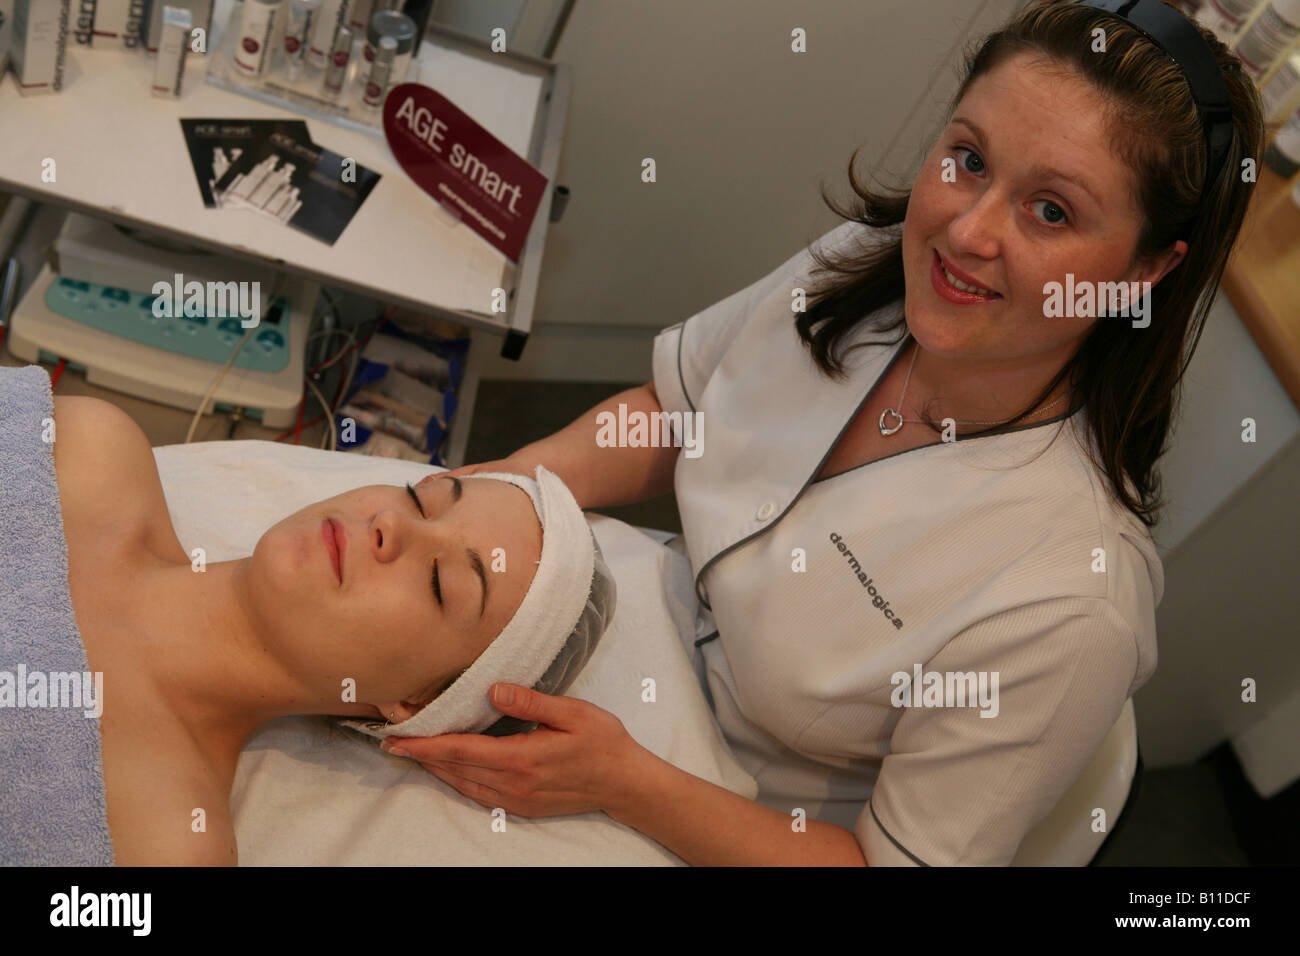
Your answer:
[950,115,1103,209]
[437,477,487,618]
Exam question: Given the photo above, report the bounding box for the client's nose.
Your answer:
[369,510,404,562]
[370,509,455,563]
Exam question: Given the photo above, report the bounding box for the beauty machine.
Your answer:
[6,213,313,428]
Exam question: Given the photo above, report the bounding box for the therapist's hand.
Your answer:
[438,454,539,480]
[380,683,646,819]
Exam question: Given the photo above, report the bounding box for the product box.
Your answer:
[67,0,92,46]
[1,0,14,75]
[12,0,70,95]
[93,0,147,47]
[149,2,187,95]
[144,0,207,52]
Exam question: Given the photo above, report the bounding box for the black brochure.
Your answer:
[212,129,382,246]
[179,119,313,208]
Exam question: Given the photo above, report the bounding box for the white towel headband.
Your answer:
[343,465,600,740]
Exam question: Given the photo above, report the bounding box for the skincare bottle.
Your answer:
[397,0,428,49]
[151,5,191,97]
[1260,52,1300,122]
[284,0,319,79]
[1262,107,1300,175]
[1,0,12,75]
[146,0,209,53]
[361,33,396,109]
[399,0,430,47]
[322,22,353,95]
[363,8,414,88]
[307,0,348,68]
[1196,0,1267,42]
[1233,0,1300,81]
[233,0,283,76]
[12,0,71,95]
[346,0,370,31]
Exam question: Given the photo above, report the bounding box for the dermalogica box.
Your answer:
[12,0,70,95]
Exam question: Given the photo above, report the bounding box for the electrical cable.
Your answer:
[293,388,306,444]
[305,374,338,451]
[275,304,397,446]
[319,286,342,326]
[306,328,358,373]
[184,321,259,444]
[183,274,282,444]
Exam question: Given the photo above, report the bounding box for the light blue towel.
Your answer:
[0,365,115,866]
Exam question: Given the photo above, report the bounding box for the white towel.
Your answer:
[343,465,596,740]
[149,438,759,865]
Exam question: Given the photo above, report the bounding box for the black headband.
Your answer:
[1079,0,1234,198]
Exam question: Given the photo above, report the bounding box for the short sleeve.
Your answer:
[856,596,1140,866]
[652,220,866,417]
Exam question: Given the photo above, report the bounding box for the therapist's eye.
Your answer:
[953,145,985,175]
[951,145,1071,228]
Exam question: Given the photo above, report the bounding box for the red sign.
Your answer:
[383,83,549,264]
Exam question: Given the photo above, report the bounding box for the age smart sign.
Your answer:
[383,83,549,264]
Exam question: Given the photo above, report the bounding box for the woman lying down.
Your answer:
[0,364,616,866]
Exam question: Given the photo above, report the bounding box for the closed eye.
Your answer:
[405,482,442,606]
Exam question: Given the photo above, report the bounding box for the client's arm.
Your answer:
[446,382,678,511]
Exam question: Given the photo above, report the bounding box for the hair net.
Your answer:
[481,531,616,736]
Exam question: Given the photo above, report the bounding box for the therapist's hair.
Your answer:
[795,0,1264,528]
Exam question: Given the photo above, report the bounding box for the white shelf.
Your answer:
[0,0,569,349]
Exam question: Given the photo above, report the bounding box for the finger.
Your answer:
[424,762,505,806]
[383,732,522,768]
[421,758,516,790]
[417,470,464,486]
[490,683,580,729]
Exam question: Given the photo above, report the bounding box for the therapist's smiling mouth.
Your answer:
[932,250,1002,303]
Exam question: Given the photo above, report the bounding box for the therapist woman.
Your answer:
[385,0,1264,865]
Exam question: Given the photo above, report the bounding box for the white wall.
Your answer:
[1137,291,1300,783]
[463,0,1027,380]
[433,0,529,41]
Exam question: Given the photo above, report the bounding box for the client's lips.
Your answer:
[322,518,345,585]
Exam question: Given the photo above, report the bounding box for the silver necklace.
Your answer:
[878,340,1067,436]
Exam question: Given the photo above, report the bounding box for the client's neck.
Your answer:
[132,558,366,775]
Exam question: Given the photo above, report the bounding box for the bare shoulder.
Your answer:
[50,395,185,563]
[51,394,152,465]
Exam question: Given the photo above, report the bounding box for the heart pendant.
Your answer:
[879,408,904,436]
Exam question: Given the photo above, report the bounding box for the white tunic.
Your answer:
[651,220,1163,866]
